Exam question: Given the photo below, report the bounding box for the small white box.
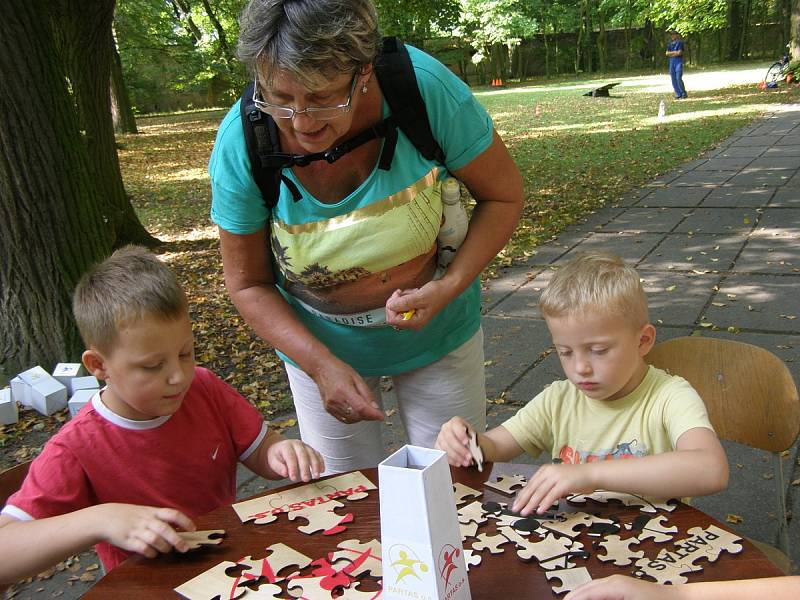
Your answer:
[18,365,50,387]
[29,376,68,416]
[69,376,99,394]
[379,445,471,600]
[52,363,86,393]
[68,388,96,418]
[10,376,30,407]
[0,389,18,425]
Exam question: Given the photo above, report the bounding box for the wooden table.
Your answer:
[85,463,783,598]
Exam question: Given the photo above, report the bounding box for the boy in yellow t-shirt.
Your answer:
[436,251,728,516]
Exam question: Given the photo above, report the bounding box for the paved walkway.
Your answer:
[9,106,800,598]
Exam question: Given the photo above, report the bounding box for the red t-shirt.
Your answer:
[3,367,267,570]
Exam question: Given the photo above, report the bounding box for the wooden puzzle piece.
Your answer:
[337,580,383,600]
[498,527,585,567]
[464,549,482,571]
[453,482,482,505]
[457,500,488,526]
[540,512,596,539]
[330,538,382,578]
[470,532,513,554]
[567,490,677,513]
[546,567,592,595]
[481,501,545,534]
[308,556,355,591]
[468,430,484,472]
[634,553,702,585]
[257,543,313,582]
[586,516,620,537]
[233,471,376,524]
[685,524,743,561]
[175,561,283,600]
[288,575,340,599]
[288,500,354,535]
[596,535,644,566]
[485,473,527,495]
[627,514,678,543]
[178,529,225,550]
[459,520,479,541]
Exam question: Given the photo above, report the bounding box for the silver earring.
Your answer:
[361,83,368,94]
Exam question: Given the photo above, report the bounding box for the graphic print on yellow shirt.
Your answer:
[270,169,442,294]
[558,438,649,464]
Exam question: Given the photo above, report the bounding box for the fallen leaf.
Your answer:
[791,479,800,486]
[763,473,774,480]
[726,514,744,524]
[711,302,726,307]
[666,285,677,292]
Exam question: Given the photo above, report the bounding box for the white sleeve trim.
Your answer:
[239,422,268,462]
[1,505,34,521]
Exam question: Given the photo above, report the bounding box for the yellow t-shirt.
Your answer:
[502,366,713,463]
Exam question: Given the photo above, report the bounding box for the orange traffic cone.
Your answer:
[498,78,504,87]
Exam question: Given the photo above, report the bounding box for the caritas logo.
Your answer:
[437,544,465,596]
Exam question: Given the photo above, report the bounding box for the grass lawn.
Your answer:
[119,63,799,419]
[5,63,796,468]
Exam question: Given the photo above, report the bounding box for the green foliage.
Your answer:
[646,0,727,34]
[374,0,460,44]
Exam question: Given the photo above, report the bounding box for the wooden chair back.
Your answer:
[646,337,800,452]
[0,460,31,506]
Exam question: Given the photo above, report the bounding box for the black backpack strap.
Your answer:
[374,37,445,166]
[240,82,301,209]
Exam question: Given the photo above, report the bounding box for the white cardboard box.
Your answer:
[17,366,50,407]
[0,388,18,425]
[379,445,471,600]
[29,376,68,416]
[70,376,99,394]
[52,363,86,393]
[68,388,96,418]
[10,376,30,407]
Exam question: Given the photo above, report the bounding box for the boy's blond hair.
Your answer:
[73,246,188,353]
[539,252,649,327]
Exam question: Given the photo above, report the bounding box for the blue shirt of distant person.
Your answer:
[666,31,687,99]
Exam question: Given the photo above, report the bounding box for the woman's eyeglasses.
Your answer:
[253,72,359,120]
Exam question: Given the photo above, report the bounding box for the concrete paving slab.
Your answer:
[600,207,687,232]
[729,134,786,147]
[702,274,800,331]
[487,269,553,319]
[763,145,800,157]
[481,264,543,313]
[483,315,552,399]
[713,145,768,158]
[748,156,800,170]
[615,186,652,207]
[564,231,664,264]
[670,171,735,187]
[693,157,756,171]
[639,271,724,326]
[674,207,760,234]
[733,235,800,275]
[638,233,747,272]
[756,207,800,233]
[639,186,710,207]
[770,187,800,206]
[701,186,775,207]
[725,168,794,187]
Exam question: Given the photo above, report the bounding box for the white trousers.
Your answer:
[285,328,487,474]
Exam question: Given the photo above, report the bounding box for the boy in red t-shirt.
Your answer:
[0,246,324,583]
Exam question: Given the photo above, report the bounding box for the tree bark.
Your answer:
[110,30,138,134]
[0,0,112,374]
[53,0,155,246]
[791,0,800,61]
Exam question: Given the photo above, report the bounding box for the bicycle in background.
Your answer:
[764,45,792,86]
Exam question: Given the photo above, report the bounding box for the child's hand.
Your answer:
[434,416,474,467]
[94,503,196,558]
[267,439,325,482]
[512,463,595,516]
[565,574,674,599]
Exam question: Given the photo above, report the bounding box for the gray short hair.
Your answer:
[238,0,382,89]
[539,251,650,328]
[73,246,188,353]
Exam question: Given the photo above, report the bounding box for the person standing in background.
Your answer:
[666,30,688,99]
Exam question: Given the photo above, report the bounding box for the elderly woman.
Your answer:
[209,0,523,473]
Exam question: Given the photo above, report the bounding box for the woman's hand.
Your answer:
[385,279,454,330]
[314,358,384,424]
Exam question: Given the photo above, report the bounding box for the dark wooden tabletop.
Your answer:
[85,463,783,599]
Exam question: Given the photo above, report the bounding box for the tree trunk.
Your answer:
[597,8,607,73]
[170,0,202,43]
[0,0,112,375]
[199,0,233,61]
[53,0,155,246]
[791,0,800,61]
[727,0,743,60]
[110,31,137,134]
